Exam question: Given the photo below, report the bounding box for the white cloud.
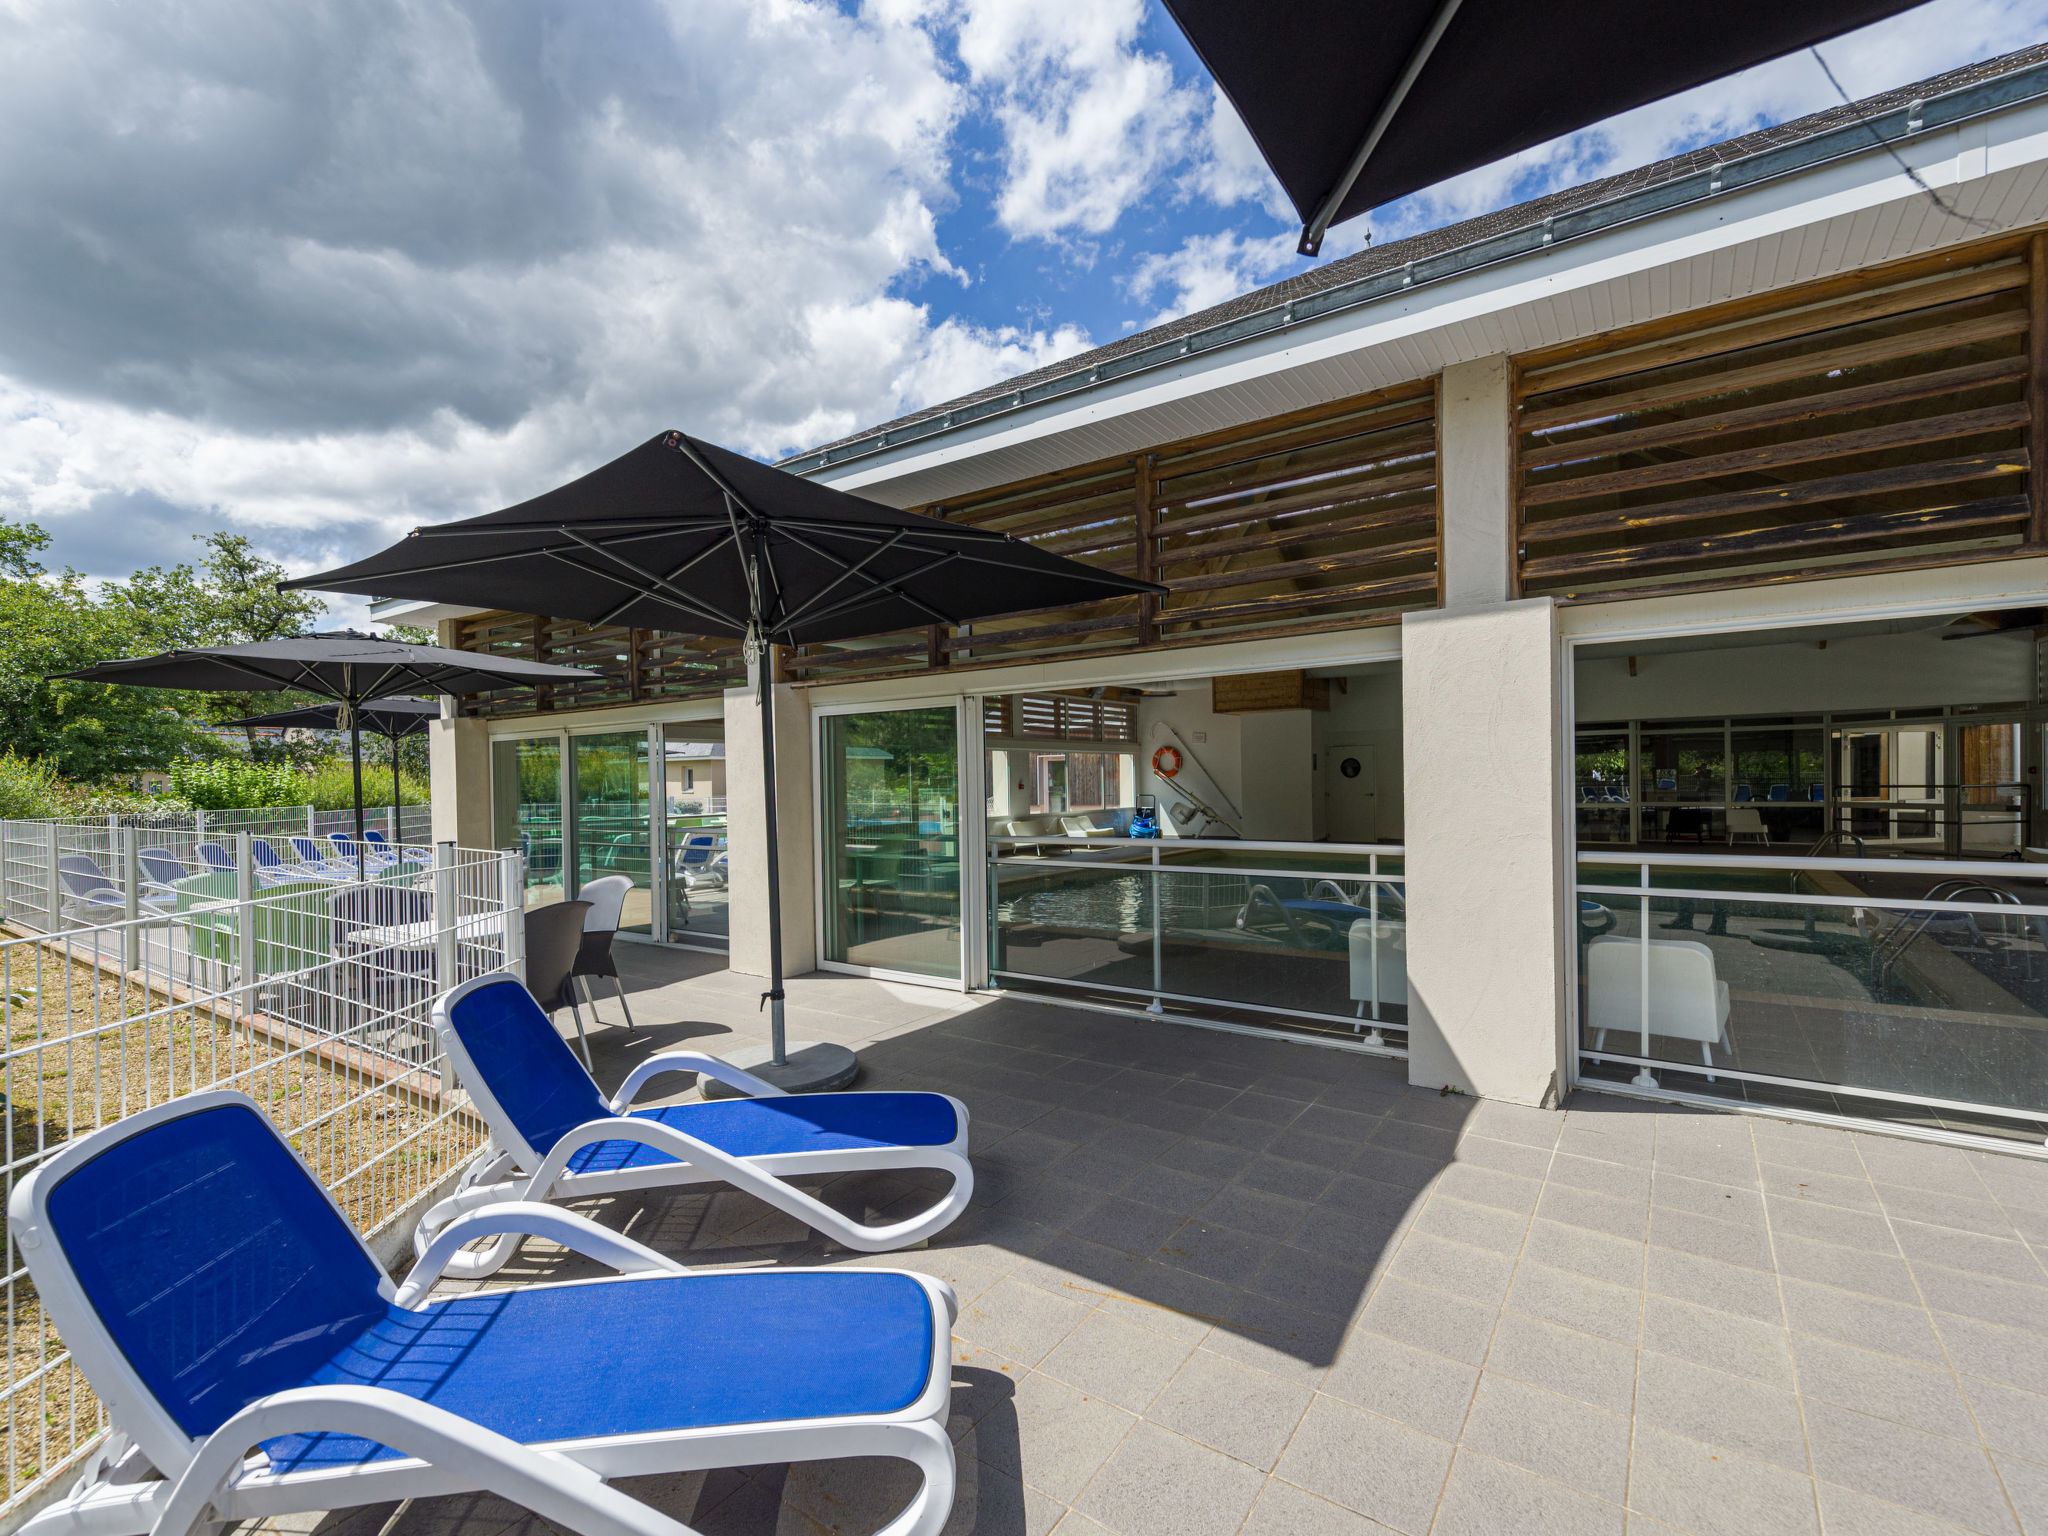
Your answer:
[0,0,1095,579]
[952,0,1201,239]
[1367,0,2048,242]
[1123,229,1301,326]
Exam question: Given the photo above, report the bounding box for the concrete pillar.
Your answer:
[989,750,1028,819]
[724,681,817,980]
[428,715,492,850]
[1396,353,1567,1107]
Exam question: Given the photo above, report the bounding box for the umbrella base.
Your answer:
[700,1040,860,1097]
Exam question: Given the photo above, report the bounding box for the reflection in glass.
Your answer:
[491,737,563,907]
[572,732,652,934]
[1575,729,1631,845]
[662,723,728,949]
[823,708,961,978]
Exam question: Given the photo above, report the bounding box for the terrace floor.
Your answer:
[269,944,2048,1536]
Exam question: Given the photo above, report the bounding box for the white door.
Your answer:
[1326,742,1378,842]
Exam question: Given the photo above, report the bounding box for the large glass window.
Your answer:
[822,707,961,979]
[572,732,652,934]
[491,737,563,907]
[1574,728,1631,845]
[662,723,727,949]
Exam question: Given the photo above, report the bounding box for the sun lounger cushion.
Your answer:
[566,1094,961,1175]
[267,1268,936,1472]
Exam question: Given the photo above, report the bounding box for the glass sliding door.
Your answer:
[491,736,564,907]
[661,722,728,949]
[821,706,961,979]
[571,732,652,934]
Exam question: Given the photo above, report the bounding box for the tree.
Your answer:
[118,532,327,752]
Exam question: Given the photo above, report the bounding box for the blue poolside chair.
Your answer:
[55,856,173,922]
[328,831,396,868]
[286,835,353,876]
[137,847,190,898]
[1733,784,1752,802]
[195,840,233,873]
[1768,783,1790,802]
[674,831,726,887]
[363,827,431,864]
[1809,784,1826,802]
[9,1092,958,1536]
[418,974,974,1277]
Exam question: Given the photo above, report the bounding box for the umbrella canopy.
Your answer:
[1159,0,1929,254]
[62,634,590,854]
[222,697,440,815]
[288,431,1165,1087]
[283,431,1161,644]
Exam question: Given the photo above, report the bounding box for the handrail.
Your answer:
[1869,879,2028,992]
[1803,829,1866,859]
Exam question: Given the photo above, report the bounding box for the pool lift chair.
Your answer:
[415,973,975,1280]
[9,1091,960,1536]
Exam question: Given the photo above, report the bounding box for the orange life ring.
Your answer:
[1151,745,1183,778]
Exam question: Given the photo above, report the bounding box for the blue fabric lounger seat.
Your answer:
[419,973,974,1276]
[11,1092,958,1536]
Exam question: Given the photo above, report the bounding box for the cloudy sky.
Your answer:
[0,0,2044,614]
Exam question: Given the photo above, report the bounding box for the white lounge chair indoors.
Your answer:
[1584,933,1732,1078]
[10,1091,958,1536]
[417,973,974,1278]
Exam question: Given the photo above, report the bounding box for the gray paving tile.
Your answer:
[1790,1333,1978,1440]
[980,1368,1138,1505]
[1435,1447,1625,1536]
[1653,1171,1766,1225]
[1412,1193,1531,1257]
[1959,1376,2048,1466]
[1650,1205,1777,1271]
[1917,1264,2048,1337]
[1635,1350,1809,1473]
[1238,1479,1399,1536]
[1933,1314,2048,1397]
[1155,1218,1277,1289]
[1760,1163,1883,1212]
[1993,1453,2048,1534]
[957,1277,1097,1367]
[1779,1278,1945,1366]
[1289,1204,1409,1270]
[1273,1396,1455,1536]
[1485,1310,1637,1414]
[1802,1401,2019,1534]
[1506,1259,1642,1346]
[1773,1232,1921,1303]
[1098,1260,1234,1342]
[1208,1293,1347,1387]
[1249,1244,1377,1321]
[1875,1184,2022,1242]
[1525,1217,1647,1288]
[1117,1163,1225,1217]
[1387,1231,1515,1305]
[1626,1426,1820,1536]
[1750,1122,1870,1180]
[1766,1194,1900,1254]
[1461,1371,1631,1502]
[1464,1098,1565,1150]
[1549,1151,1652,1203]
[1437,1162,1543,1214]
[1237,1153,1337,1203]
[1157,1137,1254,1181]
[1812,1479,1985,1535]
[1536,1183,1649,1242]
[1322,1327,1480,1441]
[1145,1348,1313,1471]
[1855,1143,1992,1200]
[1890,1220,2045,1285]
[1074,1422,1266,1536]
[1068,1197,1191,1260]
[1198,1183,1310,1240]
[1642,1293,1795,1389]
[1450,1131,1554,1182]
[1040,1310,1197,1414]
[1645,1244,1784,1325]
[1356,1274,1502,1368]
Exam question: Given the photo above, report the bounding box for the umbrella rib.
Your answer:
[770,541,962,634]
[1298,0,1465,256]
[589,527,737,628]
[546,536,748,632]
[771,529,912,633]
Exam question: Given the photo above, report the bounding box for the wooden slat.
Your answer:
[1550,539,2032,606]
[1523,402,2028,507]
[1524,263,2027,394]
[1523,453,2028,544]
[1519,309,2027,433]
[1156,503,1438,566]
[1160,572,1436,628]
[1159,537,1437,594]
[2030,233,2048,547]
[1524,498,2027,581]
[1149,387,1435,482]
[1156,425,1438,507]
[1134,453,1157,644]
[1519,354,2028,472]
[1157,468,1437,540]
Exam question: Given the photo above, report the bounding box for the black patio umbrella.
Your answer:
[221,697,439,817]
[1160,0,1929,254]
[60,634,590,865]
[286,430,1165,1088]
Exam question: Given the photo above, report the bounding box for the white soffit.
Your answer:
[820,98,2048,509]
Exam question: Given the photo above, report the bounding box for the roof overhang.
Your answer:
[804,58,2048,509]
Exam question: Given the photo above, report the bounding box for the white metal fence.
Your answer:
[0,839,518,1514]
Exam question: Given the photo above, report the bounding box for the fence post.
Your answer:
[45,823,60,931]
[501,848,525,983]
[236,831,258,1020]
[122,828,140,973]
[0,818,10,924]
[307,804,318,840]
[195,808,207,844]
[434,842,459,1089]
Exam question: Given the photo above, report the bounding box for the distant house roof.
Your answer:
[785,41,2048,478]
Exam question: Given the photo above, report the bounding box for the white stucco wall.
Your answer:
[428,715,492,850]
[1438,356,1513,611]
[724,681,817,980]
[1401,599,1567,1106]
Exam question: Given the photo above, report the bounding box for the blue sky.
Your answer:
[0,0,2042,614]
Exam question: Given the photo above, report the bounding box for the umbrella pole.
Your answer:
[757,641,788,1066]
[350,715,367,881]
[390,728,402,829]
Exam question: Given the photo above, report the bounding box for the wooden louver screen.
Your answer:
[984,694,1138,741]
[451,612,744,718]
[1515,240,2039,601]
[784,380,1439,685]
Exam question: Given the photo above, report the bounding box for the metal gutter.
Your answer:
[782,57,2048,481]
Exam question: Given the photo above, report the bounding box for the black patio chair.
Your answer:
[524,899,594,1067]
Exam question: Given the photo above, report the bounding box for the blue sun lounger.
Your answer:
[10,1091,959,1536]
[418,974,973,1278]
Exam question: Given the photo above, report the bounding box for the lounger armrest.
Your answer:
[609,1050,788,1111]
[396,1201,687,1305]
[160,1385,700,1536]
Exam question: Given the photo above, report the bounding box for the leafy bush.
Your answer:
[301,756,431,811]
[169,757,306,810]
[0,752,190,819]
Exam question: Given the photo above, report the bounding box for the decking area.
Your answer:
[260,946,2048,1536]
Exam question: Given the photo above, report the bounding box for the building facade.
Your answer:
[411,47,2048,1151]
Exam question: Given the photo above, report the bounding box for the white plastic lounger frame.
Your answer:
[10,1090,959,1536]
[418,973,974,1276]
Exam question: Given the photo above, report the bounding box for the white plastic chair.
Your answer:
[10,1091,959,1536]
[418,974,975,1277]
[573,873,636,1029]
[1726,806,1771,846]
[1347,917,1406,1044]
[1585,934,1731,1078]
